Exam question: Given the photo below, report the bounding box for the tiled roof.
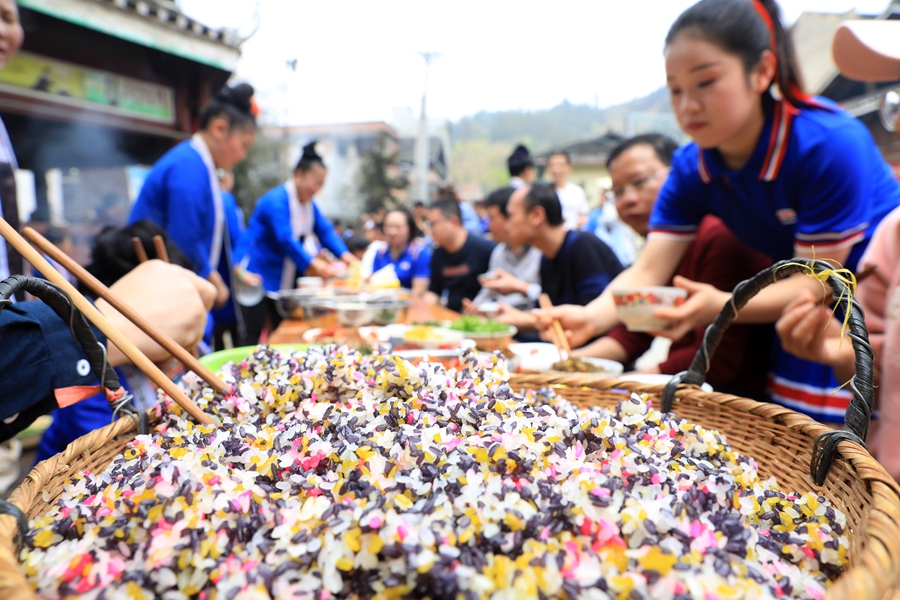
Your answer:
[534,133,626,165]
[97,0,242,48]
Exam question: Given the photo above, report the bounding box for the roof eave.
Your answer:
[20,0,242,71]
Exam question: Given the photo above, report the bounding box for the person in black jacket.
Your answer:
[491,183,623,331]
[425,198,496,312]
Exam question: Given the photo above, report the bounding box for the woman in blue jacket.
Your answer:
[540,0,900,423]
[128,83,257,310]
[235,142,358,342]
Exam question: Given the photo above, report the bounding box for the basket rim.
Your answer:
[2,376,900,599]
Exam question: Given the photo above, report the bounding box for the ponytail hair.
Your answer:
[295,141,325,173]
[666,0,810,109]
[199,83,258,131]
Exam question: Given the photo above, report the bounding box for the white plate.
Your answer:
[402,327,466,349]
[549,357,624,377]
[301,327,384,346]
[616,373,713,393]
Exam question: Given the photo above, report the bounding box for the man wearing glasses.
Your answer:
[570,134,774,396]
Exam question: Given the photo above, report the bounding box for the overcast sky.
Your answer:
[179,0,890,126]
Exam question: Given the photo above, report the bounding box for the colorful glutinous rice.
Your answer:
[21,346,848,599]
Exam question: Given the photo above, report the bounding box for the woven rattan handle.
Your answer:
[0,498,28,551]
[0,275,121,393]
[660,258,875,486]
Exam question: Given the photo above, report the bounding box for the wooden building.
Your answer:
[3,0,242,231]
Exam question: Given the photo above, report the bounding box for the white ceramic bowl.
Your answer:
[508,342,561,372]
[476,301,502,319]
[612,286,688,332]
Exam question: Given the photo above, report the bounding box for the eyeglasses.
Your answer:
[611,167,670,200]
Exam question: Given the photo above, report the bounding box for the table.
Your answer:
[268,301,460,345]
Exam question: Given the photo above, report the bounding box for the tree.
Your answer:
[232,132,291,216]
[357,132,408,210]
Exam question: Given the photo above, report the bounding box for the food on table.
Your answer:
[22,346,848,599]
[448,315,511,334]
[306,326,373,354]
[552,357,610,373]
[401,325,466,349]
[404,324,438,341]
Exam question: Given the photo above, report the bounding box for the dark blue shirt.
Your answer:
[650,98,900,267]
[540,230,623,306]
[0,300,105,439]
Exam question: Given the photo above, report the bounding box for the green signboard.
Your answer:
[0,51,175,123]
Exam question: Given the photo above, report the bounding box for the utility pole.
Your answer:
[415,52,440,205]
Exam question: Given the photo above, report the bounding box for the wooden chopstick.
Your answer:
[0,220,214,424]
[25,227,228,394]
[131,237,148,263]
[856,264,877,284]
[152,235,169,263]
[539,293,571,358]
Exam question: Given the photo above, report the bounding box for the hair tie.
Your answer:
[751,0,812,109]
[249,97,261,118]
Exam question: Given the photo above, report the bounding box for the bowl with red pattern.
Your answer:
[612,286,688,332]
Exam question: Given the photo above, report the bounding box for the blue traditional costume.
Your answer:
[129,135,226,280]
[234,181,348,293]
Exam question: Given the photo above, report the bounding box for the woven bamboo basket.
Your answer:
[1,259,900,599]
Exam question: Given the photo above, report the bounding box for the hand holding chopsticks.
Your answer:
[0,220,216,425]
[25,228,228,394]
[539,293,571,360]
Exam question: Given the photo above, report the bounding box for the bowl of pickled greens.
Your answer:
[448,316,517,351]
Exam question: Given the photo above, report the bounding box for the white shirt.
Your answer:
[556,182,589,230]
[361,240,386,278]
[281,180,316,290]
[188,134,224,272]
[509,176,527,189]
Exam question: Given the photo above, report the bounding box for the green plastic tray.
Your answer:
[198,344,310,373]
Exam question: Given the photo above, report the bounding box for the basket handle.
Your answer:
[0,275,121,393]
[660,258,875,486]
[0,276,148,434]
[0,498,28,551]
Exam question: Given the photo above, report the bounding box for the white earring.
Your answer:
[769,82,783,101]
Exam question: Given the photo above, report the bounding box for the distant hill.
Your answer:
[451,86,672,151]
[449,86,675,191]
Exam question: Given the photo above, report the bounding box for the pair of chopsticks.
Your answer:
[131,236,169,264]
[0,220,222,425]
[538,293,571,360]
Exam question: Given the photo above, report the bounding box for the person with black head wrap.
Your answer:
[234,142,358,343]
[507,144,535,189]
[129,83,258,313]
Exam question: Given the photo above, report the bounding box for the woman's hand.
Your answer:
[101,260,216,366]
[233,266,263,288]
[207,270,231,308]
[532,304,598,348]
[775,289,855,380]
[649,276,730,341]
[305,257,332,279]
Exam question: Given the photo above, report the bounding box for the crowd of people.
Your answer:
[2,0,900,486]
